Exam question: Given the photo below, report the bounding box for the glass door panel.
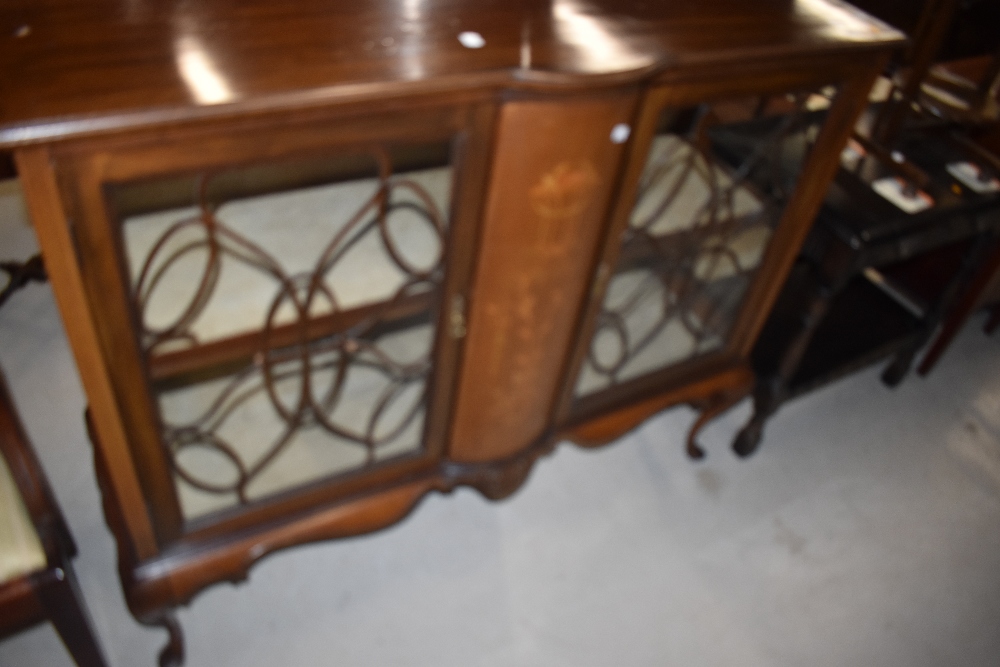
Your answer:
[107,142,453,521]
[574,88,835,400]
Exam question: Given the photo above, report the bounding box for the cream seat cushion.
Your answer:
[0,453,47,583]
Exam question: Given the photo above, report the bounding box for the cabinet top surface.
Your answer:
[0,0,902,148]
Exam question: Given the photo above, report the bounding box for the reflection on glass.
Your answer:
[575,90,833,400]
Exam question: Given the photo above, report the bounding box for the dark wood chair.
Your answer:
[0,369,109,667]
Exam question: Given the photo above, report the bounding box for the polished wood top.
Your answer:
[0,0,902,147]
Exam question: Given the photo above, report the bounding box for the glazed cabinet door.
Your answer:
[54,103,493,542]
[560,72,860,424]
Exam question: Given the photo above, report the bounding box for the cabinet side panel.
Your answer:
[449,96,635,463]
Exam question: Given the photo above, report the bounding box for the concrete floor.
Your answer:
[1,177,1000,666]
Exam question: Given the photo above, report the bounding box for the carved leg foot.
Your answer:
[686,388,749,460]
[685,409,712,460]
[141,613,185,667]
[732,419,764,458]
[731,377,782,459]
[881,352,914,387]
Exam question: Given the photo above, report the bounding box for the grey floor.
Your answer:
[1,176,1000,666]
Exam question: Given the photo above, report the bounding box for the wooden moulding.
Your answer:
[127,480,441,618]
[113,463,521,616]
[564,365,754,449]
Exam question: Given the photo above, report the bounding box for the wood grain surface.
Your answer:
[0,0,902,147]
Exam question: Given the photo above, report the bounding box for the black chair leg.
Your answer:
[32,560,109,667]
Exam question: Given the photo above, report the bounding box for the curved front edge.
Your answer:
[98,360,742,666]
[115,436,571,626]
[125,479,438,619]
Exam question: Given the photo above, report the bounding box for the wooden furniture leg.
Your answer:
[0,370,109,667]
[146,613,184,667]
[32,561,107,667]
[919,237,1000,374]
[686,384,751,460]
[732,377,782,458]
[84,409,184,667]
[884,235,1000,383]
[733,265,840,458]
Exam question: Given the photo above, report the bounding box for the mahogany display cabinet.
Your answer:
[0,1,903,664]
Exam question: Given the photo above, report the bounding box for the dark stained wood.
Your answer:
[727,63,889,360]
[918,238,1000,375]
[0,374,68,547]
[0,576,43,638]
[734,124,1000,457]
[0,371,109,667]
[564,365,752,449]
[870,0,959,144]
[0,254,46,311]
[419,101,499,468]
[32,565,109,667]
[0,0,902,148]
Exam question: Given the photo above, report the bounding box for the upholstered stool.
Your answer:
[0,371,108,667]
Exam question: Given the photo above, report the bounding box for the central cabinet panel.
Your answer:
[448,95,637,463]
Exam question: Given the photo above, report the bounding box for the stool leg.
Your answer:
[33,560,109,667]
